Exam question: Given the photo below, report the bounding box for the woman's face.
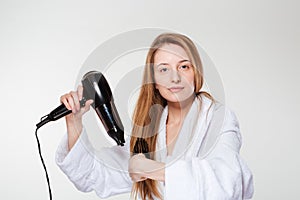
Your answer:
[153,43,195,103]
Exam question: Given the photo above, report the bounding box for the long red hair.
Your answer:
[130,33,214,200]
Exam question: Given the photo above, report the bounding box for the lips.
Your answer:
[168,86,184,93]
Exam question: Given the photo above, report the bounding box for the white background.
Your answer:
[0,0,299,199]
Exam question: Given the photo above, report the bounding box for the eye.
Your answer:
[179,64,190,71]
[159,67,169,73]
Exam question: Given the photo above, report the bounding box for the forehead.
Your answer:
[154,43,189,63]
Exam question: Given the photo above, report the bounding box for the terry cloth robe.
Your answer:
[55,94,254,199]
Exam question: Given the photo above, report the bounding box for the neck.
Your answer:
[167,95,195,124]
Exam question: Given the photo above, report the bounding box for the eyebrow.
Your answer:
[156,59,190,67]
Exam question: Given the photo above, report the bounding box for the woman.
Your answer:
[56,33,254,199]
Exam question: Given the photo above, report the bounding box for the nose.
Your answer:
[171,69,181,83]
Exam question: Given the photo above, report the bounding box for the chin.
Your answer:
[163,92,195,103]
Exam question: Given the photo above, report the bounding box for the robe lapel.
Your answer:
[155,94,215,163]
[155,105,168,162]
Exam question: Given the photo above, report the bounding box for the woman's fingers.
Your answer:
[60,95,71,110]
[77,85,83,100]
[128,153,148,182]
[60,85,94,115]
[60,92,78,113]
[67,93,76,113]
[70,91,80,112]
[60,93,75,111]
[129,173,147,182]
[84,99,93,110]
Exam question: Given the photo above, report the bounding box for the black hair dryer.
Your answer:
[36,71,125,146]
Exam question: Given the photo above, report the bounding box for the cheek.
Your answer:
[155,82,169,97]
[155,85,171,100]
[154,73,168,87]
[155,83,166,91]
[182,72,195,85]
[189,74,195,86]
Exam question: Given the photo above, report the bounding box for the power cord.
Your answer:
[35,126,52,200]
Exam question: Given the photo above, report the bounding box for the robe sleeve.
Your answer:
[164,108,254,200]
[55,127,132,198]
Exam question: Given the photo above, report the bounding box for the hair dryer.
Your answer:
[36,71,125,146]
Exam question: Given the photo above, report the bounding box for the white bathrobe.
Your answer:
[56,94,254,199]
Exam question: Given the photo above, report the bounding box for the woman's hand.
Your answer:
[60,85,93,150]
[129,153,165,182]
[60,85,93,119]
[129,154,148,182]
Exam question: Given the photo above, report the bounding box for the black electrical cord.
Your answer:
[35,126,52,200]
